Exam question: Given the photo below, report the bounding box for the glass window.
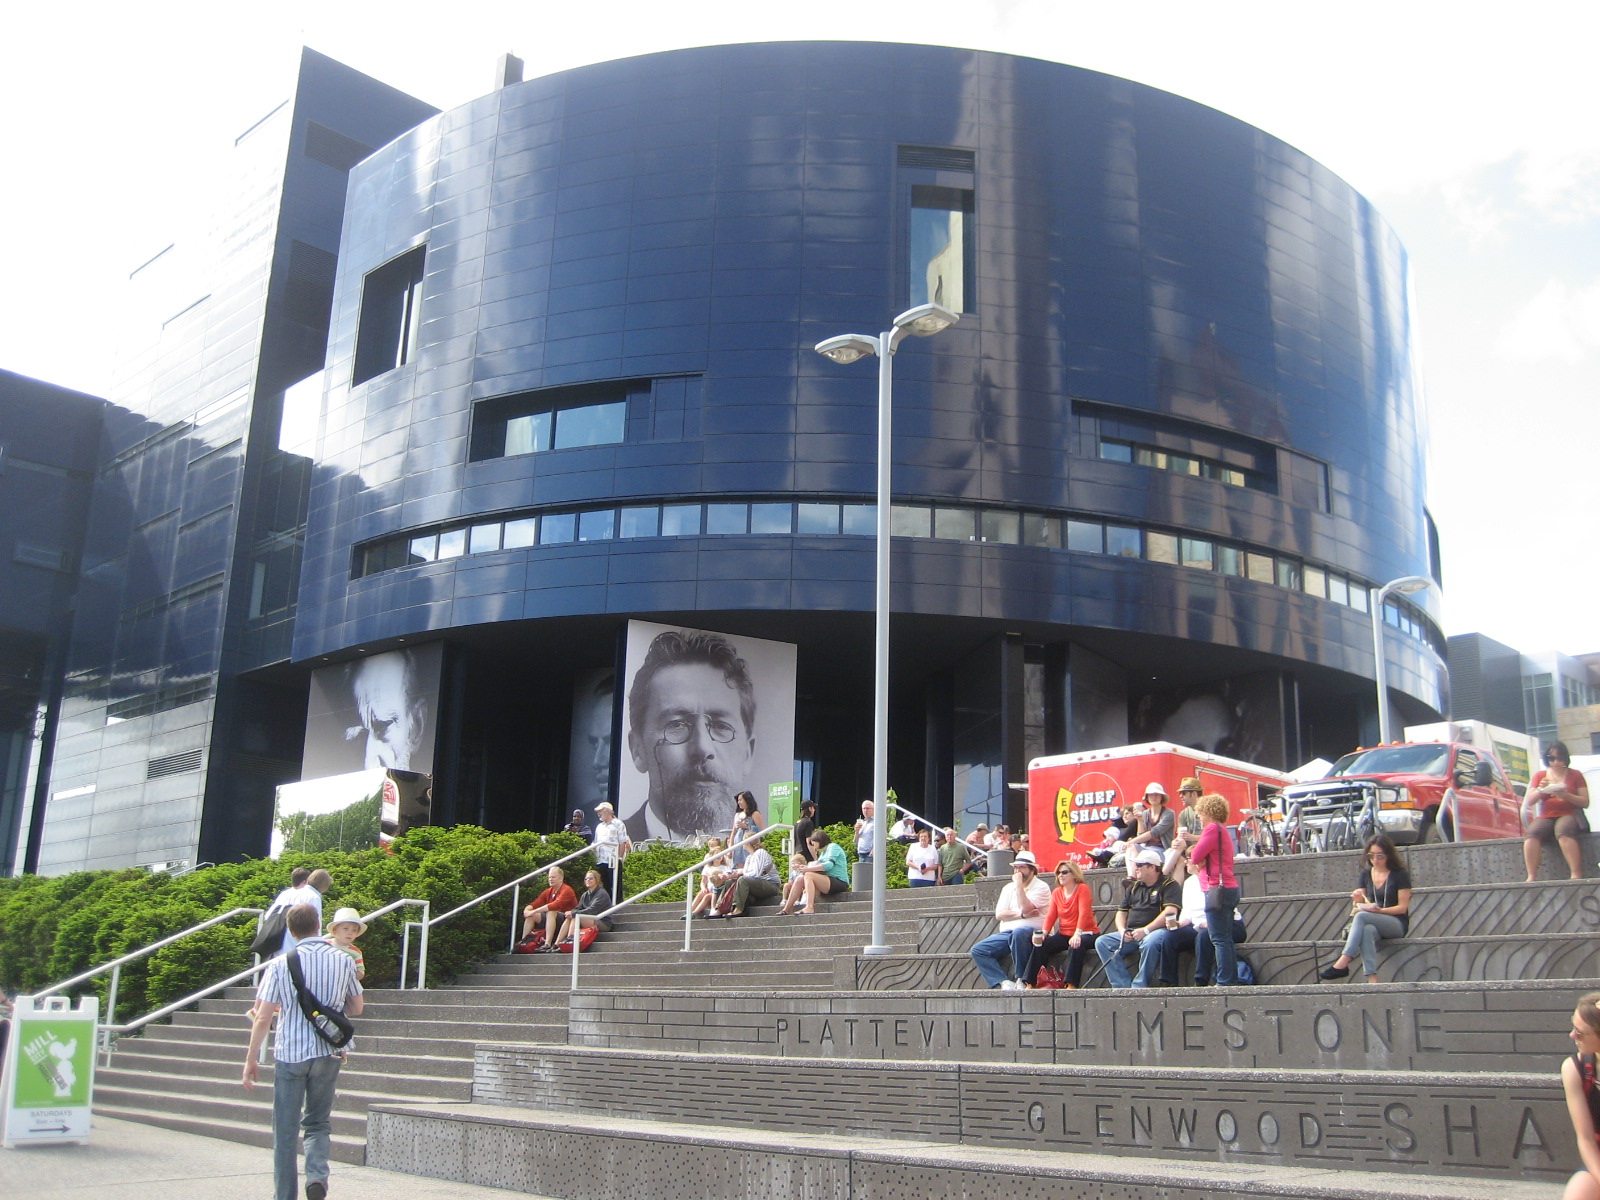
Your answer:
[1246,553,1275,584]
[437,528,467,559]
[1216,545,1243,576]
[980,511,1019,544]
[1327,573,1348,605]
[1105,525,1141,558]
[909,185,974,312]
[1180,538,1214,570]
[408,533,438,564]
[618,506,659,539]
[540,513,576,544]
[1276,559,1302,590]
[353,245,425,386]
[1023,513,1061,548]
[1302,565,1326,598]
[890,505,930,537]
[1348,582,1369,612]
[750,503,792,535]
[706,503,748,535]
[469,524,502,554]
[578,509,615,542]
[841,504,876,536]
[797,503,840,535]
[660,504,701,537]
[1168,454,1201,477]
[503,517,538,548]
[933,507,976,541]
[554,401,627,450]
[1146,532,1179,565]
[504,412,551,456]
[1065,520,1102,553]
[1098,441,1133,464]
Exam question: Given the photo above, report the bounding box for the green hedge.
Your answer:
[0,821,911,1023]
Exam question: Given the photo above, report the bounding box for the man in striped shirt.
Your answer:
[242,903,363,1200]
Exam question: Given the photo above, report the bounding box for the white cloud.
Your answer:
[1494,280,1600,365]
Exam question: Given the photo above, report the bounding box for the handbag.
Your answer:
[285,947,355,1048]
[249,906,287,957]
[1034,965,1068,990]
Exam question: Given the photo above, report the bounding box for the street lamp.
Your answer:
[815,302,959,955]
[1371,574,1436,745]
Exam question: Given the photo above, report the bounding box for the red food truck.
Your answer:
[1027,742,1295,871]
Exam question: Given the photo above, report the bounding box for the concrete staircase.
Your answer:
[357,834,1600,1198]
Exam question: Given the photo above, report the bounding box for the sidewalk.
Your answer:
[0,1115,539,1199]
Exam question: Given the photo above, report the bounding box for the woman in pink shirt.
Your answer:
[1188,793,1241,986]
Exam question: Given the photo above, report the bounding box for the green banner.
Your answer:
[768,781,798,827]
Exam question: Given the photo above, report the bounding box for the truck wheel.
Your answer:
[1419,811,1452,843]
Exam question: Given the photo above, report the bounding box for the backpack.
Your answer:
[1234,954,1256,985]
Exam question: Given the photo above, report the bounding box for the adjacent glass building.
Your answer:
[13,42,1445,873]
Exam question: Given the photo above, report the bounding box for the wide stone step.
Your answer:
[367,1101,1563,1198]
[848,929,1600,989]
[568,979,1589,1073]
[169,1008,561,1040]
[451,967,836,991]
[92,1102,367,1166]
[114,1035,475,1080]
[93,1080,371,1142]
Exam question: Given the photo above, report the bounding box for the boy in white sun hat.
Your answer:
[323,907,367,981]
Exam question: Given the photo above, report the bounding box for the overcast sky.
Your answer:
[3,1,1595,658]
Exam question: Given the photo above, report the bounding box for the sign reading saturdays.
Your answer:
[2,994,98,1147]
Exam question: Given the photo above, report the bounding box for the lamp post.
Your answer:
[816,302,959,955]
[1370,574,1436,745]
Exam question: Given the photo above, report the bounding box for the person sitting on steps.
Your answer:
[519,867,577,948]
[1524,739,1590,882]
[968,851,1051,990]
[1320,834,1412,983]
[777,830,850,914]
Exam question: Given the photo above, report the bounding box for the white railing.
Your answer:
[401,843,597,989]
[888,800,989,864]
[568,825,792,992]
[86,897,423,1060]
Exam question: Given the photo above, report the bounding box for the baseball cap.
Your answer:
[1134,848,1164,868]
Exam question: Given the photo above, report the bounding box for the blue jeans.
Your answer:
[1342,910,1405,976]
[272,1053,342,1200]
[1204,886,1242,985]
[1196,914,1248,984]
[970,928,1035,987]
[1095,929,1170,988]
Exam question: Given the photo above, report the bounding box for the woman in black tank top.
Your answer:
[1562,991,1600,1199]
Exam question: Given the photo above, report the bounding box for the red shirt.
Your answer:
[528,884,577,913]
[1532,768,1589,820]
[1044,882,1098,935]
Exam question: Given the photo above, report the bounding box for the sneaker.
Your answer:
[307,1182,327,1200]
[1319,964,1349,980]
[999,979,1023,991]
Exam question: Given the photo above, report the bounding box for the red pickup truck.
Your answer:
[1277,740,1523,845]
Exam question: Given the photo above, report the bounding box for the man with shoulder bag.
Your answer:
[242,903,363,1200]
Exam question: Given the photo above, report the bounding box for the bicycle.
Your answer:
[1236,795,1282,857]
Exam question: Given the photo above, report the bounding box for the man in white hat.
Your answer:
[1094,848,1182,988]
[968,851,1051,990]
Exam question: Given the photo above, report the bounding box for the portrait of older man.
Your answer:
[625,628,757,841]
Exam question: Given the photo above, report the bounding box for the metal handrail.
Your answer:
[401,843,596,989]
[569,825,792,992]
[95,898,423,1058]
[889,800,989,861]
[31,905,266,1042]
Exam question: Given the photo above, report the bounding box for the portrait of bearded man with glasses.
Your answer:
[624,629,757,842]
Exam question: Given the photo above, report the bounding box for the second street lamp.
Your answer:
[815,302,958,955]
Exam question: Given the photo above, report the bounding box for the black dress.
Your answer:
[793,814,816,860]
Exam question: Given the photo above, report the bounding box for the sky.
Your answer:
[2,0,1596,657]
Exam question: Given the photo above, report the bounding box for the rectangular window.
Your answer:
[540,513,576,544]
[505,412,552,456]
[618,506,659,539]
[1180,538,1214,570]
[1216,545,1243,577]
[503,517,538,548]
[909,185,974,312]
[1065,520,1103,553]
[578,510,615,542]
[660,504,701,537]
[980,511,1020,544]
[749,503,792,535]
[1246,553,1275,584]
[933,507,977,541]
[841,504,876,536]
[1276,559,1302,591]
[1327,574,1348,605]
[1348,583,1369,613]
[1098,441,1133,464]
[1081,400,1278,498]
[408,533,438,563]
[352,245,425,385]
[797,503,840,535]
[890,505,931,538]
[469,524,502,554]
[1146,532,1179,565]
[553,401,627,450]
[705,503,748,535]
[1302,565,1326,598]
[1023,514,1061,549]
[1105,525,1141,558]
[437,528,467,559]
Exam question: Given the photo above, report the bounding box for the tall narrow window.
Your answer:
[909,186,974,313]
[353,245,425,385]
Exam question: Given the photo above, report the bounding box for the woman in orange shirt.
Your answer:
[1021,860,1099,988]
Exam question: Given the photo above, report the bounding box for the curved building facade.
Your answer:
[289,41,1441,838]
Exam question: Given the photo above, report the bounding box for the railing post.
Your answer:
[509,883,523,952]
[416,901,431,990]
[399,921,413,991]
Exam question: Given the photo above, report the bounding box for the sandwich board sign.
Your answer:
[2,994,98,1148]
